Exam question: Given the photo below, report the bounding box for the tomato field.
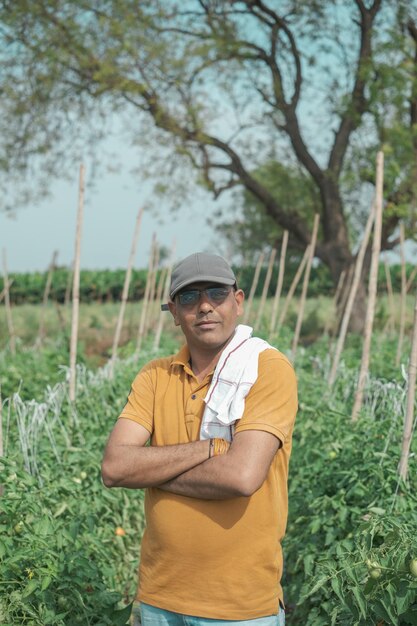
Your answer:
[1,298,417,625]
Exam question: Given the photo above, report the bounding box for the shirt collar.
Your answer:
[171,344,192,369]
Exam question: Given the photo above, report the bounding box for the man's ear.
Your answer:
[168,300,181,326]
[234,289,245,317]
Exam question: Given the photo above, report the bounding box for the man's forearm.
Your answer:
[102,439,210,489]
[158,451,250,500]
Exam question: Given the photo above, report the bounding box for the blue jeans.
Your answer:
[139,602,285,626]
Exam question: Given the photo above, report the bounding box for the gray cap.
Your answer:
[169,252,236,299]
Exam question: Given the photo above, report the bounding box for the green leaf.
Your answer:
[22,578,38,597]
[351,586,367,621]
[41,575,52,591]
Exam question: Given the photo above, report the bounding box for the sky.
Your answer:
[0,149,224,274]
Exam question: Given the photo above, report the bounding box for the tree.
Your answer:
[0,0,416,328]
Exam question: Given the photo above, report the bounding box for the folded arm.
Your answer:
[101,418,210,488]
[159,429,281,499]
[102,417,281,500]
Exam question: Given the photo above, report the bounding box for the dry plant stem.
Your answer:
[328,205,375,387]
[243,251,265,325]
[269,231,289,338]
[69,163,85,403]
[291,214,320,360]
[153,240,176,351]
[0,278,14,304]
[38,250,58,345]
[275,245,310,336]
[398,287,417,480]
[352,151,384,422]
[254,248,276,332]
[109,206,144,378]
[395,223,407,366]
[324,269,346,337]
[136,234,156,355]
[384,257,395,334]
[406,265,417,293]
[2,248,16,355]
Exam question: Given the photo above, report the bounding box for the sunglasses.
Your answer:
[177,285,233,307]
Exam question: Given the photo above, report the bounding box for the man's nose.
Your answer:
[198,292,213,313]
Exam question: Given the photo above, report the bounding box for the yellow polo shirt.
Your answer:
[119,345,297,620]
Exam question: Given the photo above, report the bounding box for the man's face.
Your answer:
[168,281,244,354]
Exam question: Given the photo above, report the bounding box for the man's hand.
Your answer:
[101,418,210,489]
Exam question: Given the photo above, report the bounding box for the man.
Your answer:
[101,252,297,626]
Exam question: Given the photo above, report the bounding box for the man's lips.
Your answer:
[195,320,219,327]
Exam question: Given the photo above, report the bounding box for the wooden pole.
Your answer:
[395,223,407,366]
[398,285,417,480]
[109,206,144,378]
[351,151,384,421]
[328,205,375,387]
[269,231,289,339]
[2,249,16,355]
[335,263,354,335]
[153,240,176,351]
[291,214,320,360]
[0,278,14,304]
[275,245,310,336]
[136,234,156,355]
[254,248,276,332]
[64,262,73,306]
[406,265,417,294]
[0,383,3,495]
[324,269,346,337]
[243,251,265,325]
[145,241,160,333]
[69,164,85,403]
[383,257,395,334]
[38,250,58,345]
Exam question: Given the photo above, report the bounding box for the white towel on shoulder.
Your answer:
[200,324,275,441]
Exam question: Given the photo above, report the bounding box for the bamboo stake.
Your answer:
[351,151,384,421]
[269,231,289,339]
[136,234,156,355]
[243,252,265,324]
[275,245,310,336]
[153,240,176,351]
[406,265,417,294]
[383,258,395,334]
[395,223,407,366]
[155,267,167,308]
[291,214,320,360]
[38,250,58,345]
[109,206,144,378]
[398,285,417,480]
[0,383,3,495]
[335,263,354,334]
[2,249,16,355]
[145,241,160,334]
[328,206,375,387]
[69,164,85,403]
[0,278,14,304]
[324,269,346,337]
[254,248,276,332]
[64,262,73,306]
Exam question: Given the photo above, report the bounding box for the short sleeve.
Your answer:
[234,349,298,444]
[118,363,155,434]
